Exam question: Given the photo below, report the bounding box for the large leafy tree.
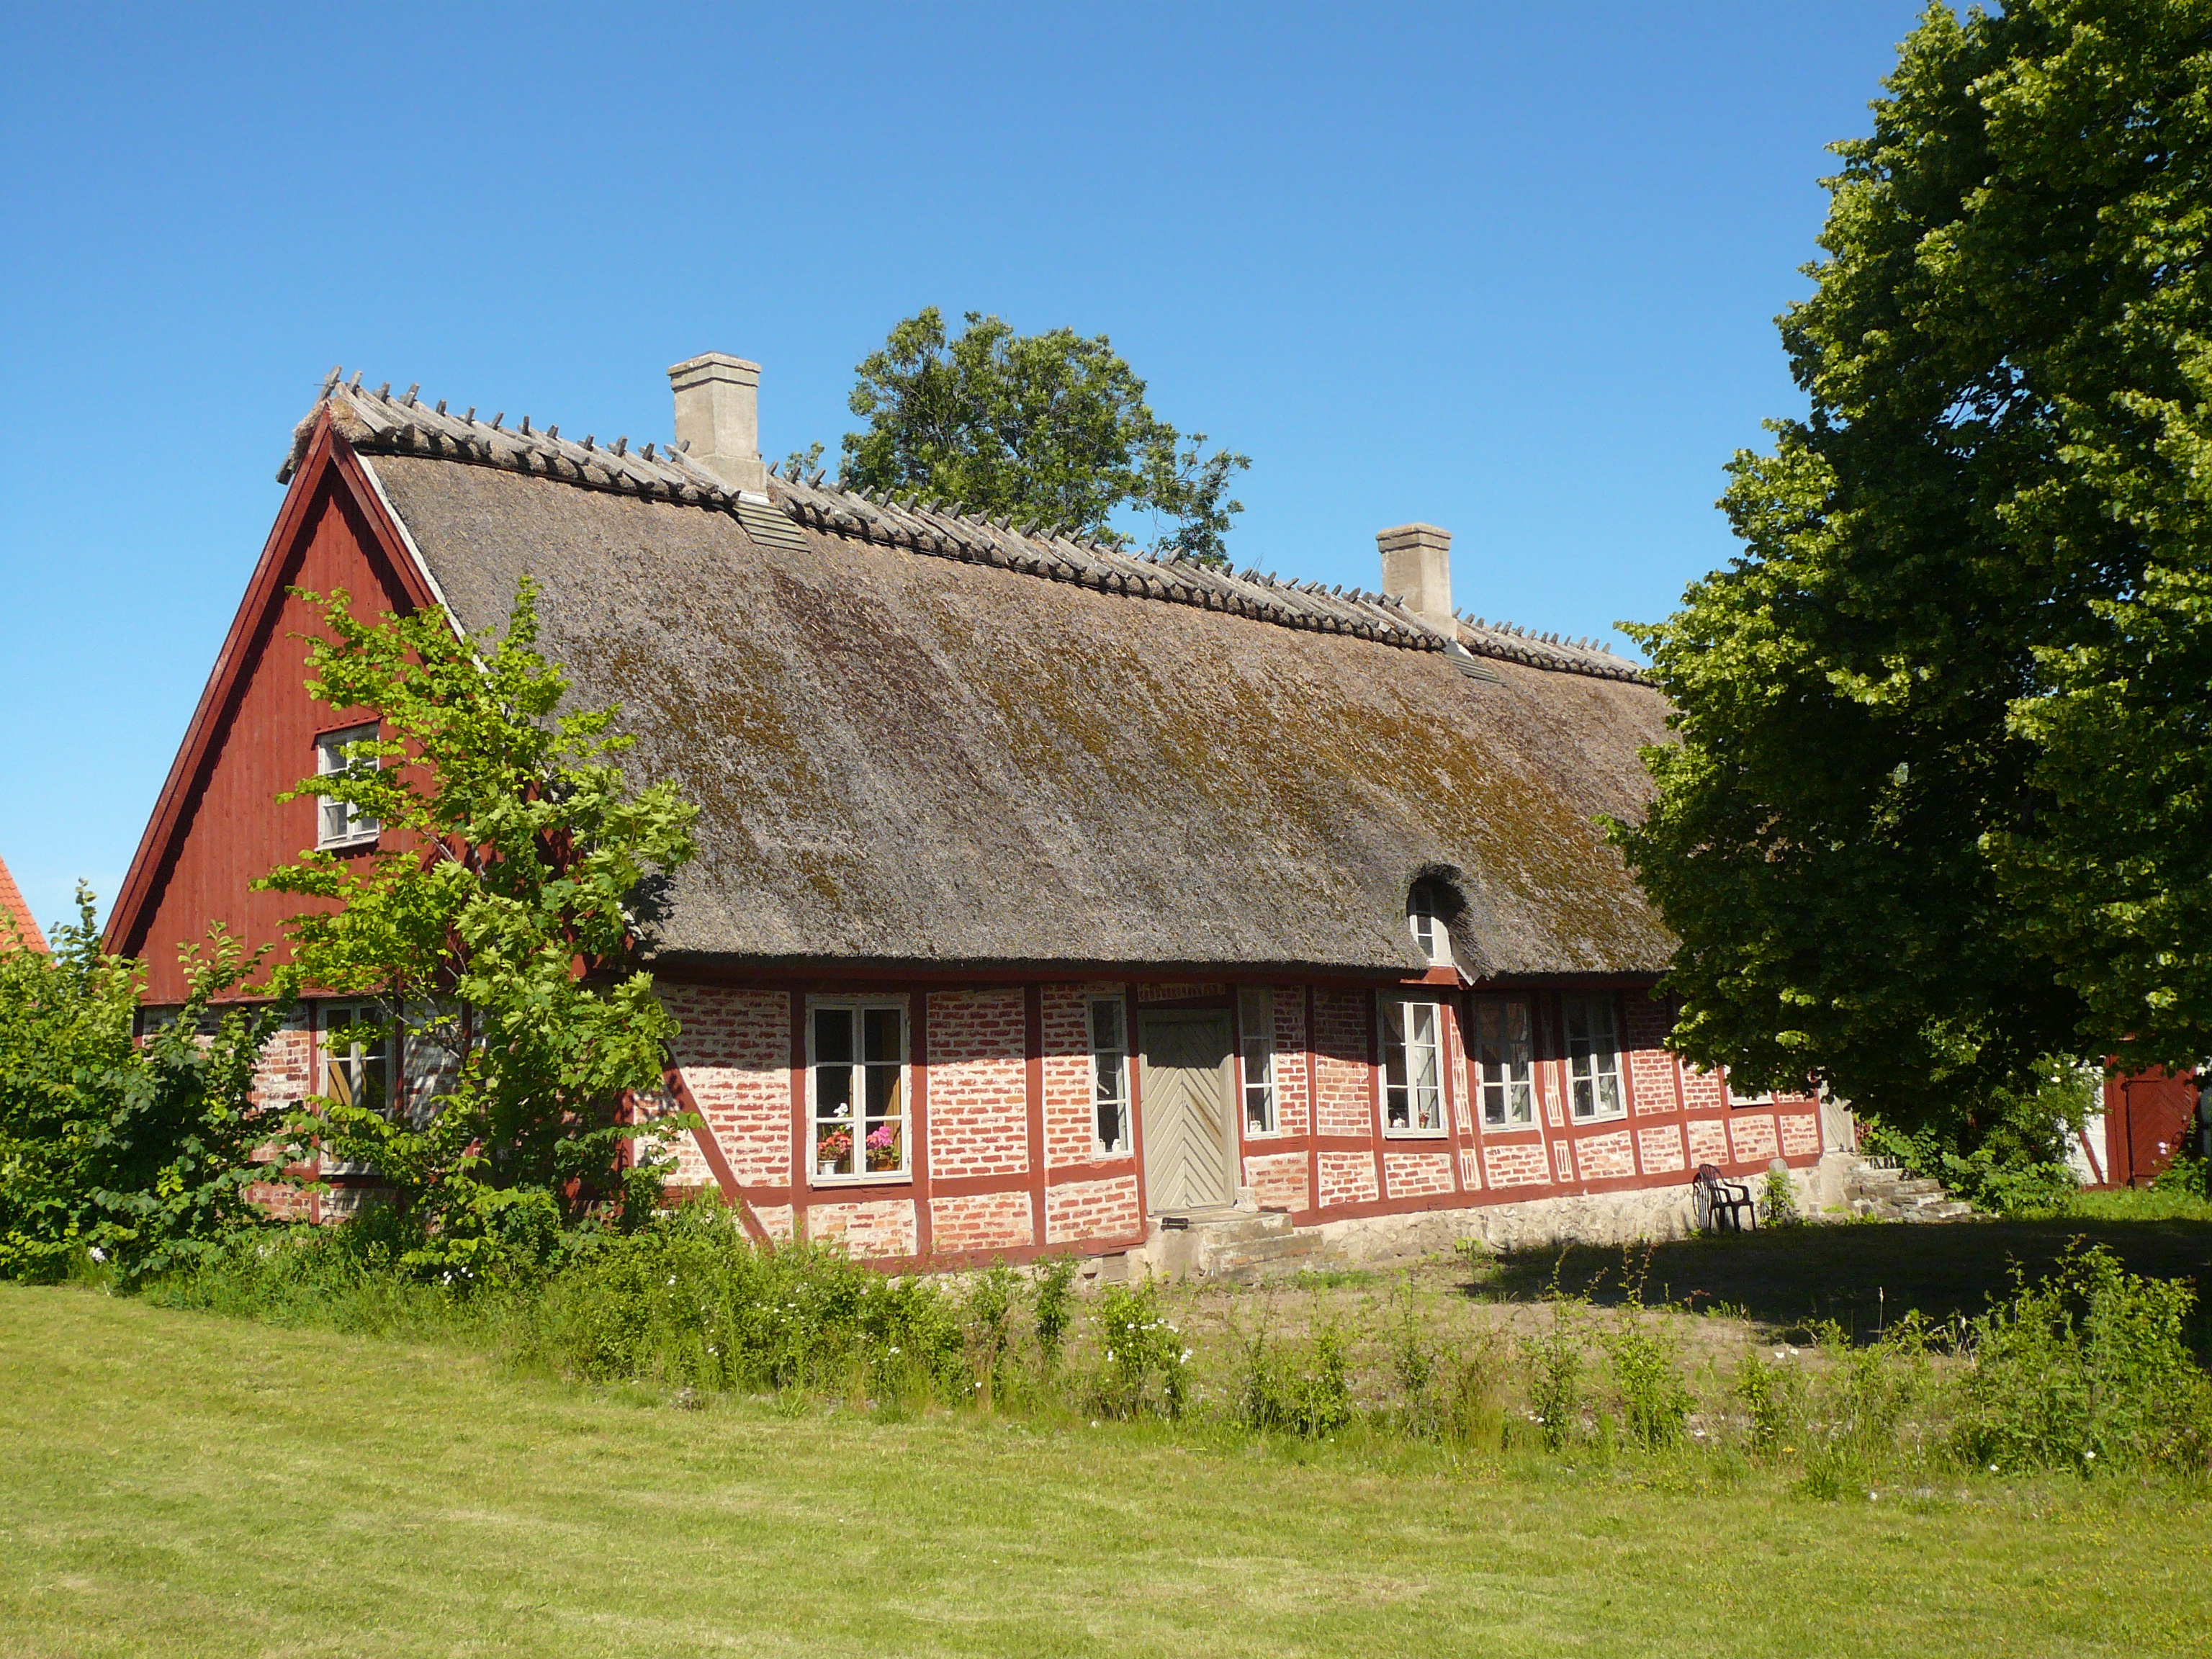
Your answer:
[256,580,699,1277]
[822,307,1250,562]
[1619,1,2212,1125]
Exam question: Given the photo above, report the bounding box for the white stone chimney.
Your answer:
[668,352,767,493]
[1377,523,1454,634]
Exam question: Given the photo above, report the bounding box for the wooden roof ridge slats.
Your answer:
[1455,614,1645,683]
[287,374,1644,683]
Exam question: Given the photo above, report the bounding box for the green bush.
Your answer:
[1864,1057,2095,1215]
[1521,1303,1586,1452]
[1951,1243,2212,1475]
[539,1202,965,1403]
[963,1262,1020,1405]
[1759,1168,1801,1228]
[1603,1316,1693,1450]
[0,892,300,1282]
[2152,1153,2208,1198]
[1092,1277,1190,1420]
[1236,1318,1352,1438]
[1031,1253,1079,1370]
[1735,1349,1805,1455]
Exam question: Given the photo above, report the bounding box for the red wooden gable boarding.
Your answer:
[105,415,436,1004]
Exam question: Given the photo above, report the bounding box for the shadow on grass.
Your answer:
[1475,1218,2212,1347]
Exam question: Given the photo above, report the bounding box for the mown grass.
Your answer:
[6,1283,2212,1658]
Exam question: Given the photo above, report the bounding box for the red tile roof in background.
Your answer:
[0,855,48,953]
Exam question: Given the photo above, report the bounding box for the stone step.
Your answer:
[1206,1231,1322,1265]
[1902,1200,1975,1223]
[1843,1172,1941,1194]
[1201,1235,1328,1283]
[1175,1210,1294,1246]
[1194,1218,1328,1282]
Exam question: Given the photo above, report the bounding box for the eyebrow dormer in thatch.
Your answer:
[108,357,1831,1266]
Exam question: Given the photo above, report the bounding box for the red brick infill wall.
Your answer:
[632,979,1826,1264]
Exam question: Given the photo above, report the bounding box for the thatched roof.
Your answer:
[312,378,1676,979]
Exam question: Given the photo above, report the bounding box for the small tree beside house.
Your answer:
[254,577,700,1280]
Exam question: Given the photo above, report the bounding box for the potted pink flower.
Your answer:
[866,1122,899,1171]
[817,1127,853,1174]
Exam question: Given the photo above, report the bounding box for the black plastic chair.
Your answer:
[1694,1163,1756,1233]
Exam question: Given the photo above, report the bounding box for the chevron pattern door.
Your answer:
[1138,1012,1236,1213]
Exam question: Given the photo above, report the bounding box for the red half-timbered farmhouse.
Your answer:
[107,355,1840,1267]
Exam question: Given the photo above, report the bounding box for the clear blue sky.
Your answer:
[0,1,1925,939]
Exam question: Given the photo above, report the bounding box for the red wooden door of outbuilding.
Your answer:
[2104,1069,2198,1187]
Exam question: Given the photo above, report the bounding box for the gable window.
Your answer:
[1408,882,1452,968]
[1382,998,1445,1133]
[1089,997,1130,1156]
[315,724,382,849]
[1564,994,1624,1120]
[1239,988,1277,1135]
[1473,997,1536,1128]
[811,1001,908,1180]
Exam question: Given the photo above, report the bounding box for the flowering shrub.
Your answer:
[1951,1243,2212,1473]
[1092,1277,1190,1419]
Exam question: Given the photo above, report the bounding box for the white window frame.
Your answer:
[1564,994,1626,1122]
[806,997,911,1185]
[1239,988,1278,1136]
[1473,997,1537,1128]
[318,1000,392,1174]
[1381,997,1447,1136]
[1408,884,1452,968]
[1723,1070,1776,1107]
[1088,996,1131,1156]
[315,723,382,850]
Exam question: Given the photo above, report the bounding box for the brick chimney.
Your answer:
[1377,523,1454,634]
[668,352,767,493]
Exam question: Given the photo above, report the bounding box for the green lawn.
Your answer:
[4,1285,2211,1657]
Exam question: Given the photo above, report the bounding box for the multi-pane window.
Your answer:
[1408,883,1451,967]
[811,1002,907,1179]
[315,724,382,848]
[1564,994,1625,1120]
[1382,999,1445,1133]
[321,1002,391,1112]
[1473,998,1535,1128]
[1089,997,1130,1155]
[1239,988,1277,1135]
[320,1002,391,1174]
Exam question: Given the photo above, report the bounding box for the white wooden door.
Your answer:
[1138,1012,1236,1213]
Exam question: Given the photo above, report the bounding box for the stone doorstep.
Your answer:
[1200,1232,1327,1282]
[1138,1205,1335,1283]
[1838,1155,1977,1223]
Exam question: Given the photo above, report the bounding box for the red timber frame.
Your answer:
[652,965,1825,1272]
